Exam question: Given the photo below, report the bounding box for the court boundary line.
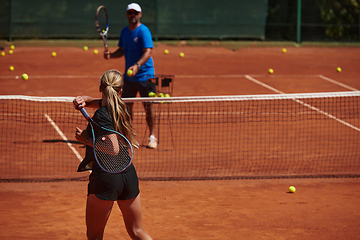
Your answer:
[319,75,359,91]
[44,114,83,162]
[0,74,323,79]
[245,75,360,132]
[1,74,357,85]
[0,75,99,79]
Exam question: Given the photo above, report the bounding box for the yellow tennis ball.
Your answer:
[268,68,274,74]
[158,93,165,103]
[337,67,341,72]
[52,52,57,57]
[9,66,14,71]
[22,73,29,81]
[164,93,170,97]
[282,48,287,53]
[10,45,15,50]
[94,49,98,54]
[179,52,184,57]
[9,50,13,55]
[127,69,133,76]
[289,186,296,193]
[83,46,88,51]
[164,49,169,54]
[148,92,156,97]
[102,30,105,33]
[1,52,5,56]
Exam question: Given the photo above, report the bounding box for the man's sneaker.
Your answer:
[147,135,157,149]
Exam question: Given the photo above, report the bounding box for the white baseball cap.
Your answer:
[127,3,142,12]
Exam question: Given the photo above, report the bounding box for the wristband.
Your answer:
[136,63,141,68]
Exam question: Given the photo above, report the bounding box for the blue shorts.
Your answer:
[122,78,156,98]
[87,164,140,201]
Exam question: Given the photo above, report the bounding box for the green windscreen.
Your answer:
[153,0,268,39]
[0,0,268,40]
[1,0,359,42]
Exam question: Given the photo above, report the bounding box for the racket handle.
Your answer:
[79,107,91,120]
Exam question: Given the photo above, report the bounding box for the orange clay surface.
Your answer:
[1,43,360,239]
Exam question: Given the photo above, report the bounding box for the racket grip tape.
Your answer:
[79,107,91,120]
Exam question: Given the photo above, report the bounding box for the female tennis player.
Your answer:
[73,69,152,240]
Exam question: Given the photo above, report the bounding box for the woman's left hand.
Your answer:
[75,127,88,144]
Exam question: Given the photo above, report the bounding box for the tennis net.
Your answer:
[1,92,359,181]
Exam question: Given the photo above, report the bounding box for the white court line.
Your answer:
[44,114,83,162]
[250,74,322,78]
[245,75,285,94]
[319,75,359,91]
[245,75,360,132]
[292,98,360,132]
[0,74,341,80]
[0,75,98,79]
[0,74,256,79]
[176,74,249,78]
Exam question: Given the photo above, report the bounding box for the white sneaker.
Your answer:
[147,135,157,149]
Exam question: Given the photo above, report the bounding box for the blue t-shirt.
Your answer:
[118,24,155,82]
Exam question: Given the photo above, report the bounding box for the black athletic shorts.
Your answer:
[87,164,140,201]
[122,78,156,98]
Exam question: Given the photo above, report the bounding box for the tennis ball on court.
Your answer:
[94,49,98,54]
[10,45,15,50]
[148,92,156,97]
[127,69,133,76]
[83,46,88,51]
[289,186,296,193]
[268,68,274,74]
[179,52,184,57]
[52,52,57,57]
[282,48,287,53]
[337,67,341,72]
[9,66,14,71]
[9,50,13,55]
[22,73,29,81]
[164,49,169,54]
[1,52,5,56]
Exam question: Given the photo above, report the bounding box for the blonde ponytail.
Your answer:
[100,70,139,148]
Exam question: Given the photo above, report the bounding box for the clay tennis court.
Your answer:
[1,42,360,239]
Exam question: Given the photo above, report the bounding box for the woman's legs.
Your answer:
[117,195,153,240]
[86,194,114,240]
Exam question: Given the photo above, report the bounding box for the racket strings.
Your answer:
[96,8,108,34]
[95,134,131,172]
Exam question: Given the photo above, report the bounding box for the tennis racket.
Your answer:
[95,5,109,51]
[79,107,133,174]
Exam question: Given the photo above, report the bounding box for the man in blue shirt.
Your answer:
[104,3,157,149]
